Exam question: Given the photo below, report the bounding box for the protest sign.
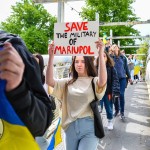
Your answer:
[54,21,99,56]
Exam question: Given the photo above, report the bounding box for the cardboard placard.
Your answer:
[54,21,99,56]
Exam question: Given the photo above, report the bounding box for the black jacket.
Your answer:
[106,65,120,96]
[95,58,120,96]
[0,32,53,137]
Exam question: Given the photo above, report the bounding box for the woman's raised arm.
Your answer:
[46,43,55,87]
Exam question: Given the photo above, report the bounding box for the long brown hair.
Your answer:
[104,51,114,67]
[68,56,97,85]
[33,54,45,85]
[95,51,114,74]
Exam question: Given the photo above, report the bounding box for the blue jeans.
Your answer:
[100,94,113,120]
[64,117,99,150]
[114,78,126,114]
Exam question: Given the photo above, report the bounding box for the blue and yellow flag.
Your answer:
[47,117,62,150]
[0,79,40,149]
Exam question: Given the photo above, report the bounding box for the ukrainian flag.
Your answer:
[0,79,40,150]
[47,117,62,150]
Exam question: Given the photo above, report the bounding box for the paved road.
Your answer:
[97,81,150,150]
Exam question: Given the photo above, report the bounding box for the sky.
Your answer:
[0,0,150,37]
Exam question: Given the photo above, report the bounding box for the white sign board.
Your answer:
[54,21,99,56]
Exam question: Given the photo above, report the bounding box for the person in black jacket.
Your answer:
[96,51,120,130]
[0,31,53,137]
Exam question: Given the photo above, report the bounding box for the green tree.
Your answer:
[0,0,57,54]
[81,0,140,54]
[136,39,150,76]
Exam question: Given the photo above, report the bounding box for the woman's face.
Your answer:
[129,54,132,59]
[74,56,87,77]
[112,45,119,56]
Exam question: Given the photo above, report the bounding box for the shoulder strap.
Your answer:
[91,78,98,101]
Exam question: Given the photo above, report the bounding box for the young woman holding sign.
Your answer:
[46,39,107,150]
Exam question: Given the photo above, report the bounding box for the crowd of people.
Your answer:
[99,40,143,121]
[0,30,144,150]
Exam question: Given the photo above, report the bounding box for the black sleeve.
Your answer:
[112,67,120,96]
[6,79,54,137]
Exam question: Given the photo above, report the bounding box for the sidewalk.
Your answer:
[97,81,150,150]
[48,81,150,150]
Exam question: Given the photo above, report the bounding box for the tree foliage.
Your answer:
[81,0,140,54]
[136,39,150,67]
[0,0,57,54]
